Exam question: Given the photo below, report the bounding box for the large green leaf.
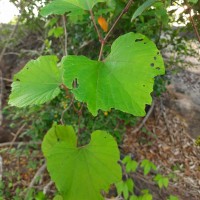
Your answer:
[131,0,157,22]
[62,33,165,116]
[40,0,106,17]
[42,124,121,200]
[9,56,62,107]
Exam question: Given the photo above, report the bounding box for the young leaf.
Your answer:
[115,181,129,200]
[131,0,157,22]
[9,56,62,107]
[53,195,63,200]
[167,195,179,200]
[141,159,157,175]
[126,160,138,173]
[154,174,169,189]
[122,155,132,165]
[125,178,134,193]
[62,33,165,116]
[42,124,122,200]
[123,156,138,173]
[41,0,106,17]
[130,195,139,200]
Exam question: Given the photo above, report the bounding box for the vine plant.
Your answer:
[8,0,165,199]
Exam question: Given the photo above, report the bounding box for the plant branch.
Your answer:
[189,9,200,43]
[0,142,41,148]
[98,0,133,60]
[8,123,26,150]
[0,70,3,126]
[131,100,155,134]
[77,103,84,143]
[0,15,21,62]
[60,96,75,125]
[43,181,54,194]
[104,0,133,42]
[62,15,68,55]
[89,10,102,42]
[25,163,46,199]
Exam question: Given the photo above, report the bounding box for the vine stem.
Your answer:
[62,15,68,55]
[189,8,200,43]
[98,0,134,60]
[89,10,103,42]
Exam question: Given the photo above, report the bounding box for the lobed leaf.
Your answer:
[9,56,62,107]
[42,124,122,200]
[62,33,165,116]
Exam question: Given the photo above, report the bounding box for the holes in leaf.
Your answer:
[144,42,147,44]
[16,78,20,81]
[154,57,157,60]
[72,79,79,88]
[156,67,161,70]
[157,52,160,55]
[135,38,144,42]
[150,63,154,67]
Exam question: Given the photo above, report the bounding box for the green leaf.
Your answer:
[154,174,169,189]
[42,124,122,200]
[48,27,64,38]
[122,155,132,164]
[122,156,138,173]
[62,33,164,116]
[167,195,179,200]
[141,159,157,175]
[53,195,63,200]
[115,179,134,199]
[131,0,157,22]
[141,194,153,200]
[126,160,138,173]
[130,195,139,200]
[40,0,106,17]
[115,181,129,200]
[125,178,134,193]
[188,0,198,3]
[9,56,62,107]
[35,191,46,200]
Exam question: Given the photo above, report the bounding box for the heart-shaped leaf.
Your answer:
[42,124,122,200]
[41,0,106,17]
[62,33,165,116]
[9,56,62,107]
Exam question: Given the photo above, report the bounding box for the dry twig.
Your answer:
[0,16,21,62]
[8,123,26,150]
[43,181,54,195]
[0,70,3,126]
[131,100,155,134]
[0,141,41,148]
[25,163,46,199]
[160,99,174,142]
